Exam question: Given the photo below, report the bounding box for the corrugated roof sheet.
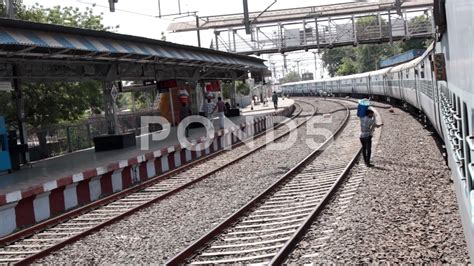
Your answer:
[0,18,266,70]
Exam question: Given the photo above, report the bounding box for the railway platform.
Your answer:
[0,98,292,195]
[0,99,294,238]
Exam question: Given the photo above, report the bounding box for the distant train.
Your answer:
[281,41,474,255]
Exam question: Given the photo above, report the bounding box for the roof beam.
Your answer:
[43,48,70,58]
[7,46,36,57]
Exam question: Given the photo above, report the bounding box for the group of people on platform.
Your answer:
[203,97,231,129]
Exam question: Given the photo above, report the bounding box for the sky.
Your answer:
[22,0,348,79]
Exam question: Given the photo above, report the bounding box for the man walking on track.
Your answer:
[272,91,278,110]
[360,109,383,167]
[214,97,226,129]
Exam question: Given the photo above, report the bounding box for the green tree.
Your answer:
[237,81,250,95]
[0,1,112,158]
[24,81,103,129]
[336,57,357,76]
[279,71,301,84]
[221,83,231,99]
[321,47,353,77]
[355,43,395,73]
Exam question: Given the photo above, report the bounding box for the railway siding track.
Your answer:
[0,100,318,265]
[167,100,361,265]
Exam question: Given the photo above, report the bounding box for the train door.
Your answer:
[385,73,393,101]
[383,74,388,99]
[367,76,372,97]
[398,71,404,102]
[429,55,443,134]
[413,67,421,110]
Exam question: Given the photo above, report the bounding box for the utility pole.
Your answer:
[196,15,201,47]
[271,62,276,82]
[243,0,251,34]
[108,0,118,12]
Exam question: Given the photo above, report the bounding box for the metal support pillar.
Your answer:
[103,82,119,135]
[404,10,410,39]
[11,64,29,163]
[279,23,284,48]
[5,0,15,18]
[352,15,357,45]
[231,79,237,108]
[388,9,393,45]
[271,62,276,82]
[196,15,201,48]
[168,87,176,126]
[315,16,320,50]
[313,51,318,80]
[255,27,260,51]
[228,29,232,52]
[232,29,237,52]
[302,20,307,46]
[243,0,251,34]
[214,32,219,50]
[378,12,383,39]
[328,17,332,45]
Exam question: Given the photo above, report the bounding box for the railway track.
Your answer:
[291,166,367,261]
[0,99,318,265]
[166,100,362,265]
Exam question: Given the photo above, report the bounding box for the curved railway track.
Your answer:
[166,100,362,265]
[0,99,318,265]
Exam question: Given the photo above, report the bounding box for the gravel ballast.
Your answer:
[290,104,469,263]
[36,99,347,264]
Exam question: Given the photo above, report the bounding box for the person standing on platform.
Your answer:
[214,97,226,129]
[205,98,214,122]
[272,91,278,110]
[180,102,191,137]
[225,101,231,116]
[360,109,383,167]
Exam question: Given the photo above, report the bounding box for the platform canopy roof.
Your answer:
[0,18,267,81]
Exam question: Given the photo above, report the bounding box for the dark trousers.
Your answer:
[273,101,278,110]
[360,136,372,164]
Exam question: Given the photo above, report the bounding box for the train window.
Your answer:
[406,70,409,78]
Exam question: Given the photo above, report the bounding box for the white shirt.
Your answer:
[360,116,376,138]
